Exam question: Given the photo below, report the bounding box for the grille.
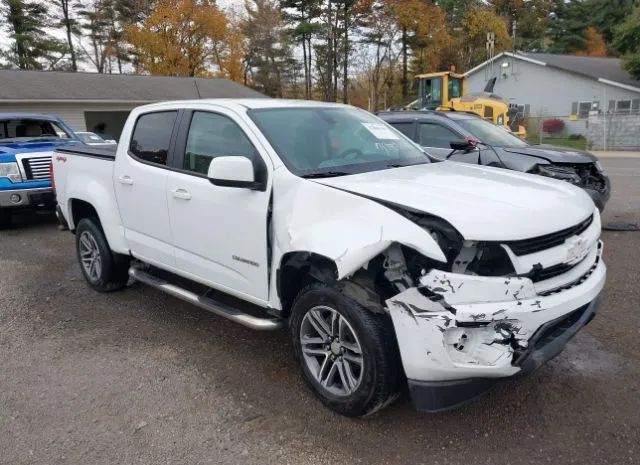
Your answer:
[529,261,578,283]
[22,156,52,181]
[504,214,593,256]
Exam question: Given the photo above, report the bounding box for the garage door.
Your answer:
[84,111,131,142]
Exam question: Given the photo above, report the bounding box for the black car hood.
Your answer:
[501,144,597,164]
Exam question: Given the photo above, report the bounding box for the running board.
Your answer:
[128,267,284,331]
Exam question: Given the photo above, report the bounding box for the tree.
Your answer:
[125,0,240,78]
[613,4,640,80]
[387,0,448,102]
[587,0,635,47]
[576,26,608,56]
[281,0,322,98]
[1,0,68,70]
[52,0,81,71]
[489,0,554,51]
[244,0,294,97]
[457,5,510,70]
[357,0,400,109]
[438,0,482,28]
[546,0,589,53]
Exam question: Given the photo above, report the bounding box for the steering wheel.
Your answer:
[337,148,364,160]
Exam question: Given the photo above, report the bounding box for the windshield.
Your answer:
[456,117,528,147]
[249,107,429,177]
[0,118,73,142]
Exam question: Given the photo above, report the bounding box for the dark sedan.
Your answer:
[378,111,610,210]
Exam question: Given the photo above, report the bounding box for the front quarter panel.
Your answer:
[268,169,446,308]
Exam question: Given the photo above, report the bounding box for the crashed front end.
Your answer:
[385,208,606,412]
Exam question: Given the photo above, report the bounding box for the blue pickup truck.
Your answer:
[0,113,80,228]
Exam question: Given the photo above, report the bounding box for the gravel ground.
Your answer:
[1,158,639,465]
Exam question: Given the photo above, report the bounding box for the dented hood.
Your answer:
[314,162,595,241]
[501,145,597,164]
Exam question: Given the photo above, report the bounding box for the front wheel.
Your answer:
[75,218,130,292]
[290,283,400,417]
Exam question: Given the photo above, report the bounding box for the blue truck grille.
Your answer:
[22,156,52,181]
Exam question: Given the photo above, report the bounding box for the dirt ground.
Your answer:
[1,158,639,465]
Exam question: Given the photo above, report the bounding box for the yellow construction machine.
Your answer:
[409,71,526,137]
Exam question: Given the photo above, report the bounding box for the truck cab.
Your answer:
[0,113,79,228]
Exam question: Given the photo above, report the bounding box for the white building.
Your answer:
[465,52,640,136]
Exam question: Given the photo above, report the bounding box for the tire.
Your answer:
[0,209,12,229]
[75,218,130,292]
[290,282,401,417]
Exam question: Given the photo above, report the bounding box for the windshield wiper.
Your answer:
[301,171,351,179]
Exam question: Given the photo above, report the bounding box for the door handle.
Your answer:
[118,175,134,185]
[171,188,192,200]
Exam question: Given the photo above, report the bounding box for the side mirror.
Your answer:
[208,156,262,190]
[449,140,476,152]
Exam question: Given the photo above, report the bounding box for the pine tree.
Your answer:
[1,0,67,70]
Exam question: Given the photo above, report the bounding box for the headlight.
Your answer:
[537,164,582,185]
[0,162,22,183]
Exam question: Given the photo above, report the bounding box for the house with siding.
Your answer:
[465,52,640,141]
[0,70,265,140]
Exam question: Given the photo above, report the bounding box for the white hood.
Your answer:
[314,162,595,241]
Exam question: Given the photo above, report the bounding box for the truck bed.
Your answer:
[56,144,116,160]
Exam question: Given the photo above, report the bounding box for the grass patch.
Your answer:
[525,136,587,151]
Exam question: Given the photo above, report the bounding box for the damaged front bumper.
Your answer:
[386,243,606,412]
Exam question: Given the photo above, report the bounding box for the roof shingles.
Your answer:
[522,53,640,89]
[0,70,266,101]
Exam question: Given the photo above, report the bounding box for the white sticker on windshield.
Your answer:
[362,123,399,140]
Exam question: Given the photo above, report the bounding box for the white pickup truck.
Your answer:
[52,99,606,416]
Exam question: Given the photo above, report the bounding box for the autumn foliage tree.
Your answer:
[576,26,607,57]
[125,0,244,79]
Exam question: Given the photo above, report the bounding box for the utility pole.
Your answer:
[486,32,495,80]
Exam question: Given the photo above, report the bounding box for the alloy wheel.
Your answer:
[300,305,364,396]
[79,230,103,283]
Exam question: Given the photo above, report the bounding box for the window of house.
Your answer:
[632,99,640,113]
[129,111,178,166]
[418,123,460,148]
[182,111,256,175]
[578,102,592,118]
[616,100,632,114]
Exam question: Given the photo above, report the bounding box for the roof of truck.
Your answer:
[377,110,478,122]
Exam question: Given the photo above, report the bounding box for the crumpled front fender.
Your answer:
[271,169,446,280]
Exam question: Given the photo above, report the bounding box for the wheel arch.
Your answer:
[277,251,338,316]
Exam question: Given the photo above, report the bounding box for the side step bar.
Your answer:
[128,267,284,331]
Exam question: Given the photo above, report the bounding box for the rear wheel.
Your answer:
[0,209,12,229]
[75,218,129,292]
[290,283,400,417]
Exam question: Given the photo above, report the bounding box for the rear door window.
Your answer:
[418,123,460,148]
[388,122,415,140]
[129,111,178,166]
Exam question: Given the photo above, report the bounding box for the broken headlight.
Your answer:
[0,162,22,183]
[536,164,582,185]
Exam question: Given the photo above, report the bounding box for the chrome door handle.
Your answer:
[118,175,134,185]
[171,188,192,200]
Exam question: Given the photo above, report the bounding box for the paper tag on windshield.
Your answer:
[362,123,399,140]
